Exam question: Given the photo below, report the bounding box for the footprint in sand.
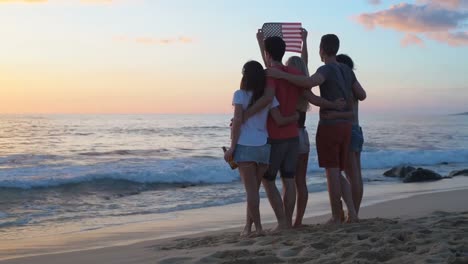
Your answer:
[210,249,251,259]
[355,248,395,262]
[235,239,256,247]
[255,236,282,246]
[278,245,304,258]
[310,241,330,250]
[392,231,414,242]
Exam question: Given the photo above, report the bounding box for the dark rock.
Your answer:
[403,168,442,183]
[448,169,468,177]
[383,166,416,178]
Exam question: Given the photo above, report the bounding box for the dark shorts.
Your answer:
[316,122,352,171]
[264,137,299,181]
[350,124,364,152]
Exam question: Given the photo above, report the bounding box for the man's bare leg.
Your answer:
[325,168,343,224]
[262,179,287,231]
[282,177,296,228]
[294,153,309,228]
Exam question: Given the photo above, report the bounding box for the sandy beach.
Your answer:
[2,187,468,264]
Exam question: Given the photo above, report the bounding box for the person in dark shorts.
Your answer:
[267,34,365,224]
[244,36,304,230]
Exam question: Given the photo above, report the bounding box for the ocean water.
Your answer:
[0,113,467,239]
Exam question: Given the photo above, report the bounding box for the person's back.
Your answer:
[261,36,303,229]
[234,89,277,146]
[267,65,303,140]
[316,62,356,124]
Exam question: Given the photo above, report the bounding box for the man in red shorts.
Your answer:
[267,34,362,224]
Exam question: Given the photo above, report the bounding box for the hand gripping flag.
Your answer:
[261,22,302,53]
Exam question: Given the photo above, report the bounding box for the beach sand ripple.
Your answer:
[155,211,468,264]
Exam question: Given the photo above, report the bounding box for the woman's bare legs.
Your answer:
[239,162,264,236]
[244,166,265,235]
[294,153,309,228]
[254,164,268,235]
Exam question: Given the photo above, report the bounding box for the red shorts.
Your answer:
[315,122,352,171]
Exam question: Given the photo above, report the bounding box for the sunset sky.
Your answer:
[0,0,467,114]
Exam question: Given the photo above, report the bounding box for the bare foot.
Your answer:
[256,230,265,236]
[268,224,287,234]
[345,214,359,223]
[240,225,252,237]
[340,210,346,223]
[248,230,265,238]
[325,218,342,225]
[293,223,306,229]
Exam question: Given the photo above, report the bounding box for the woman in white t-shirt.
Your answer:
[224,61,298,237]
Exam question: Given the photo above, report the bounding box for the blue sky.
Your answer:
[0,0,466,114]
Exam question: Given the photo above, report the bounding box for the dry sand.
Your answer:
[2,189,468,264]
[155,211,468,264]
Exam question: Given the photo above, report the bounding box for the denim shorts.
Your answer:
[233,144,271,164]
[350,124,364,152]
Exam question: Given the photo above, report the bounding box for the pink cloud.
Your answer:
[356,3,467,32]
[416,0,468,9]
[355,2,468,47]
[426,31,468,46]
[401,34,425,47]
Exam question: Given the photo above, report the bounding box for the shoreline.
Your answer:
[1,177,468,263]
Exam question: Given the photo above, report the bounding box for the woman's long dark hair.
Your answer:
[240,61,266,107]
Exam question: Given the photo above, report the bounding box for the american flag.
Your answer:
[262,22,302,53]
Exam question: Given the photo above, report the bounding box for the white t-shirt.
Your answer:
[232,89,279,146]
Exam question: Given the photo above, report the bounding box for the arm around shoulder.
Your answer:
[266,69,323,89]
[244,86,275,121]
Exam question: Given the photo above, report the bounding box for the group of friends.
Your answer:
[224,28,367,237]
